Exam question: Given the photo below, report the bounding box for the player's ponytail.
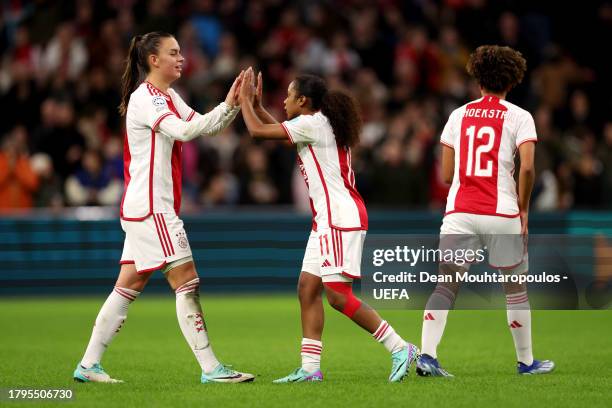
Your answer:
[320,90,362,148]
[294,74,362,148]
[118,31,174,116]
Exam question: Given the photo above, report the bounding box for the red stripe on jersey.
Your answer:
[171,142,182,214]
[152,112,173,130]
[148,130,155,216]
[119,260,135,265]
[186,110,196,121]
[454,97,507,215]
[119,130,132,219]
[308,145,333,228]
[166,98,183,215]
[146,81,171,98]
[281,122,295,143]
[336,145,368,230]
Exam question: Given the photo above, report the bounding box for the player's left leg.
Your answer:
[323,278,419,382]
[502,277,555,375]
[166,260,254,383]
[487,216,554,375]
[321,230,418,382]
[74,263,153,383]
[274,231,325,384]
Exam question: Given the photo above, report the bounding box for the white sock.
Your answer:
[80,286,140,368]
[506,291,533,365]
[373,321,405,354]
[421,285,455,358]
[175,278,220,373]
[301,338,322,373]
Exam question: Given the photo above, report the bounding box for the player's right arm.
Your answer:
[516,112,538,235]
[517,141,535,235]
[441,145,454,184]
[154,73,243,141]
[157,103,240,141]
[253,72,279,125]
[440,110,457,184]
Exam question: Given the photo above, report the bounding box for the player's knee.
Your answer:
[324,282,361,318]
[325,288,346,311]
[298,275,319,302]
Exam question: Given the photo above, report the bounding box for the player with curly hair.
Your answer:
[417,45,555,377]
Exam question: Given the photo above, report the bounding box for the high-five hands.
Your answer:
[239,67,257,105]
[225,70,245,107]
[254,72,263,109]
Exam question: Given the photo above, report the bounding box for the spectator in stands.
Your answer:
[65,149,121,206]
[0,126,39,209]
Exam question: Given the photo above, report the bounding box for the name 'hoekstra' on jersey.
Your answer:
[440,95,538,218]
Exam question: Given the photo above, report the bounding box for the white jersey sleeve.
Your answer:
[168,88,197,121]
[158,102,240,142]
[281,115,320,144]
[139,92,176,130]
[515,110,538,147]
[440,109,460,148]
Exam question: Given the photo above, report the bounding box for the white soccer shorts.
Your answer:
[120,213,193,274]
[301,228,367,282]
[439,212,528,274]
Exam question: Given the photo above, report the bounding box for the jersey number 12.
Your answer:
[465,125,495,177]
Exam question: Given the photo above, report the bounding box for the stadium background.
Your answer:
[0,2,611,407]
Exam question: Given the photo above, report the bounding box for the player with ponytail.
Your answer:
[239,69,419,383]
[73,32,254,384]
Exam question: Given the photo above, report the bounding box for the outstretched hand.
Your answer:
[254,72,263,108]
[225,70,244,107]
[239,67,256,105]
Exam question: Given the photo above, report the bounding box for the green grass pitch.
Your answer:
[1,294,610,407]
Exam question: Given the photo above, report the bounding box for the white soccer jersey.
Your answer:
[441,95,538,217]
[120,82,199,220]
[281,112,368,231]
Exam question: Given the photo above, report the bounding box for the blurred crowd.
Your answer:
[1,0,611,213]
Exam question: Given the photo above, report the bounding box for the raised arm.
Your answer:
[158,103,240,141]
[253,72,279,125]
[240,68,287,140]
[158,72,243,141]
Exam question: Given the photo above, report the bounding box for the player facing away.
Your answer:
[416,45,554,376]
[238,68,419,383]
[73,32,254,384]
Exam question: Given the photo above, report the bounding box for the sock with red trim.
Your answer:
[175,278,221,373]
[80,286,140,368]
[301,338,322,372]
[506,291,533,365]
[421,285,455,358]
[373,320,405,354]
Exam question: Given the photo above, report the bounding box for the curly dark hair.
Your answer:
[466,45,527,94]
[294,74,362,148]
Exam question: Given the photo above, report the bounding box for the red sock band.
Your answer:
[324,282,361,318]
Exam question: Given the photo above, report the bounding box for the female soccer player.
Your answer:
[73,31,253,384]
[417,45,554,376]
[238,68,419,382]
